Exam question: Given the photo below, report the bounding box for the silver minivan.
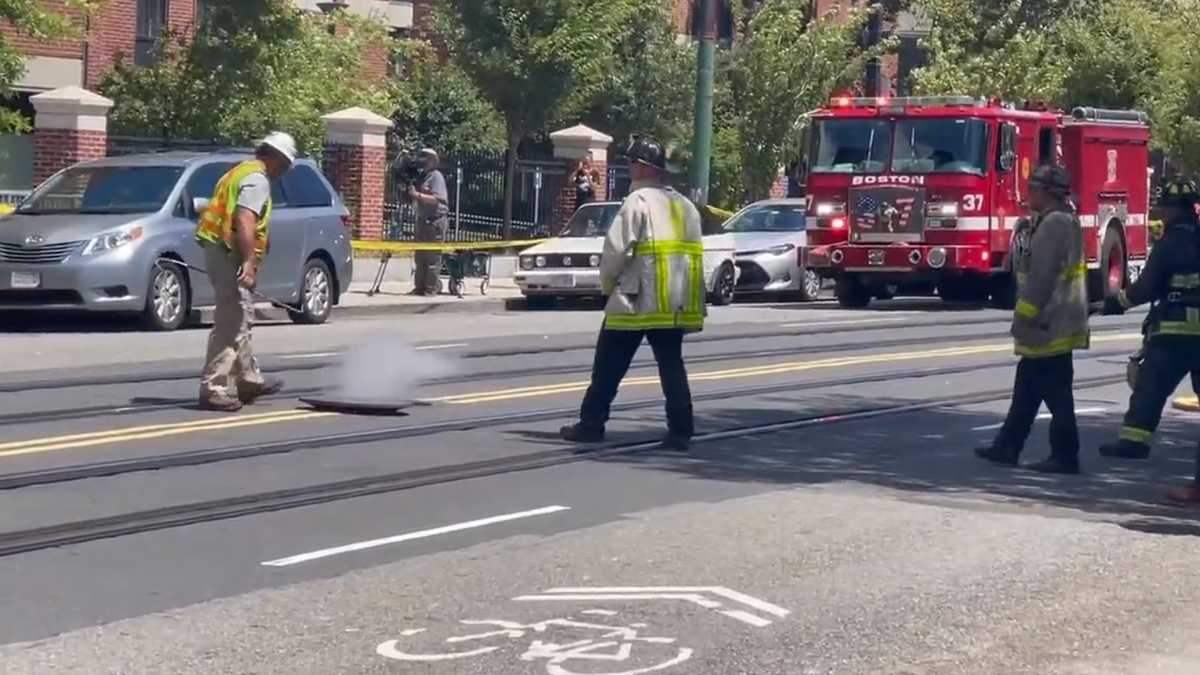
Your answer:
[0,151,353,330]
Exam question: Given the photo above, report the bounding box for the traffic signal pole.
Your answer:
[690,0,717,206]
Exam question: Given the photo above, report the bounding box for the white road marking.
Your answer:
[780,317,907,329]
[415,343,469,351]
[261,505,570,567]
[514,586,790,627]
[972,407,1108,431]
[278,351,342,360]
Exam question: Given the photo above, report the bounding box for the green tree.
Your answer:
[101,0,392,154]
[0,0,99,132]
[389,40,506,158]
[571,0,696,147]
[728,0,874,200]
[437,0,647,236]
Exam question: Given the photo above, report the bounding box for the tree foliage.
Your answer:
[437,0,652,234]
[389,40,506,157]
[726,0,875,201]
[0,0,99,132]
[100,0,391,154]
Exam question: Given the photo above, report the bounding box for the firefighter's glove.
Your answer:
[1102,295,1126,316]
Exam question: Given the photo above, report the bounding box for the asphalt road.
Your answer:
[2,299,1199,674]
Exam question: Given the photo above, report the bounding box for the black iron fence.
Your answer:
[383,151,572,242]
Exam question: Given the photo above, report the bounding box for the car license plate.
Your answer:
[546,274,577,288]
[10,271,40,289]
[868,249,886,266]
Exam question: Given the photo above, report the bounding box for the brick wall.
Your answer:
[167,0,197,33]
[324,143,387,240]
[0,0,84,60]
[34,129,107,184]
[84,0,136,89]
[410,0,436,41]
[673,0,692,34]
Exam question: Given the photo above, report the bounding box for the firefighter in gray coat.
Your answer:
[975,165,1090,474]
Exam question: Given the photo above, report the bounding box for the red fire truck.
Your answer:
[802,95,1151,308]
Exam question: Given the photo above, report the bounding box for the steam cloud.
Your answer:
[334,332,457,402]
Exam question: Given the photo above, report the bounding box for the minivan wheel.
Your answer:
[142,262,189,332]
[293,258,333,325]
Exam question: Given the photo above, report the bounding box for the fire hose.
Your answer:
[154,258,304,315]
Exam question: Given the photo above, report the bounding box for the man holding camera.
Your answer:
[407,148,449,296]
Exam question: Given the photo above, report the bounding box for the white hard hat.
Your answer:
[419,148,439,161]
[259,131,297,165]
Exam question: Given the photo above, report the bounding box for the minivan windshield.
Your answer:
[562,203,620,237]
[891,118,990,175]
[17,165,183,215]
[724,203,806,233]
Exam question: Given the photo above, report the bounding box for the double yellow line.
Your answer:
[0,332,1140,458]
[431,332,1141,405]
[0,409,334,459]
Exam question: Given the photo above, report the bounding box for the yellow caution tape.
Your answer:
[352,239,549,254]
[0,204,14,216]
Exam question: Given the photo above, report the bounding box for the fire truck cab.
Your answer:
[803,95,1151,308]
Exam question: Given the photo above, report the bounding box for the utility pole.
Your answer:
[690,0,718,206]
[863,1,883,97]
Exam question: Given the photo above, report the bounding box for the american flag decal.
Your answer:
[856,195,880,230]
[856,195,916,233]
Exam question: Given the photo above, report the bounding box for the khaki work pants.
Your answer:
[199,244,264,399]
[413,215,448,295]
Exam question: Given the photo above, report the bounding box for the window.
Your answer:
[185,162,235,202]
[561,203,620,238]
[18,166,182,215]
[723,204,807,233]
[135,0,167,66]
[282,166,334,208]
[1038,128,1055,166]
[810,119,892,174]
[891,119,990,176]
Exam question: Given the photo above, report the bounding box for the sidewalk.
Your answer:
[337,278,523,317]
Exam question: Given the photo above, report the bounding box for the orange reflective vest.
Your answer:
[194,160,273,260]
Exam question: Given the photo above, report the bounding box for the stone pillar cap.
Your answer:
[322,107,393,148]
[551,124,613,161]
[31,86,113,131]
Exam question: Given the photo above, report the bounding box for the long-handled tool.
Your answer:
[155,258,305,315]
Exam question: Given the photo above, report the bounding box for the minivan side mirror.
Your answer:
[191,197,210,215]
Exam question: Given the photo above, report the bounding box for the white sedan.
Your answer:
[703,198,822,301]
[515,201,738,308]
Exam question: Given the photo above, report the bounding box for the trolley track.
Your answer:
[0,349,1136,490]
[0,372,1128,559]
[0,322,1143,426]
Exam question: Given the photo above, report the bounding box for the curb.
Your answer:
[1173,396,1200,413]
[195,296,524,324]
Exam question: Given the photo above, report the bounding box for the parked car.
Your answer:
[0,151,352,331]
[515,201,739,307]
[704,198,822,301]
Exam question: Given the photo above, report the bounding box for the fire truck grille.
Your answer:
[849,186,927,243]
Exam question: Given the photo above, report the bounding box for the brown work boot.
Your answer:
[199,394,243,412]
[238,378,284,405]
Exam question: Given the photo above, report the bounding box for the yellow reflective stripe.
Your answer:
[1157,321,1200,335]
[656,252,670,314]
[1120,426,1154,443]
[1171,273,1200,288]
[690,253,704,315]
[669,198,686,241]
[633,241,704,256]
[605,312,704,331]
[1015,332,1090,357]
[1063,263,1087,281]
[1015,299,1039,320]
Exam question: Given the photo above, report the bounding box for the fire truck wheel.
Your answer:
[1091,227,1127,302]
[835,276,871,308]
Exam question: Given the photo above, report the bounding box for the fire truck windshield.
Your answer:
[892,118,989,176]
[810,117,990,176]
[811,119,892,174]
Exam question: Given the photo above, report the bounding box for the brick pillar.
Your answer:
[549,124,614,234]
[30,86,113,185]
[321,106,393,241]
[768,169,788,199]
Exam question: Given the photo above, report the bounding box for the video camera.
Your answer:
[393,150,425,193]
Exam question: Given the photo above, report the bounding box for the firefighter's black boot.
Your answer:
[974,444,1019,467]
[661,432,691,453]
[1027,455,1081,475]
[559,423,605,444]
[1099,439,1151,460]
